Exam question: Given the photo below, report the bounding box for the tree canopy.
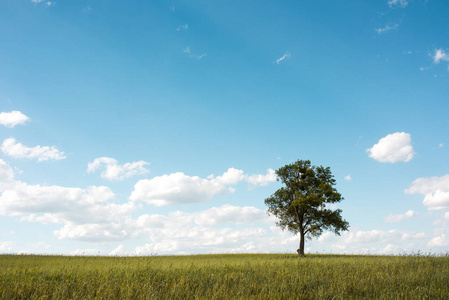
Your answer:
[265,160,349,256]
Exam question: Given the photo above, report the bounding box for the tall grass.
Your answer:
[1,253,448,299]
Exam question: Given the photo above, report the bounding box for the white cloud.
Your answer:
[130,168,276,206]
[1,159,274,248]
[87,157,150,180]
[342,229,398,244]
[422,191,449,211]
[367,132,415,163]
[375,24,399,34]
[130,168,241,206]
[331,229,426,254]
[71,249,102,256]
[384,210,416,223]
[0,241,14,253]
[405,174,449,210]
[135,227,266,255]
[109,244,127,256]
[31,0,53,5]
[428,234,449,247]
[1,159,278,247]
[193,204,268,227]
[184,46,207,59]
[210,167,245,185]
[245,168,277,186]
[0,111,30,128]
[131,204,274,255]
[1,138,66,162]
[388,0,408,8]
[177,24,188,31]
[438,143,444,148]
[31,242,51,250]
[275,52,291,64]
[55,222,135,242]
[0,159,135,242]
[0,159,15,189]
[433,49,449,64]
[344,174,351,181]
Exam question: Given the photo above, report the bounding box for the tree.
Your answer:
[265,160,349,257]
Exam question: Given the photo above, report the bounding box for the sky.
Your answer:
[0,0,449,256]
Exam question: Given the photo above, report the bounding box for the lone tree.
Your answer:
[265,160,349,257]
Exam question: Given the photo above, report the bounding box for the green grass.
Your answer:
[1,253,448,299]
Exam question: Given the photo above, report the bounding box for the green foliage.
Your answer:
[1,254,449,299]
[265,160,349,255]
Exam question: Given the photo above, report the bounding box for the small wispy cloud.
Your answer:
[376,24,399,34]
[275,52,291,64]
[344,175,352,181]
[31,0,53,6]
[433,49,449,64]
[388,0,408,8]
[384,210,416,223]
[177,24,188,31]
[184,47,207,59]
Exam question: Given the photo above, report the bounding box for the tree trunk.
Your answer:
[297,231,305,257]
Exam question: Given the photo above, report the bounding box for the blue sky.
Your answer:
[1,0,449,255]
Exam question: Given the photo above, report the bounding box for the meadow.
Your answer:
[1,253,448,299]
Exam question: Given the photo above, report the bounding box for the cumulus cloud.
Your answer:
[384,210,417,223]
[344,174,351,181]
[54,222,135,242]
[245,169,277,186]
[109,244,127,256]
[330,229,426,254]
[114,204,270,254]
[367,132,415,163]
[1,159,279,247]
[130,168,276,206]
[87,157,150,180]
[275,52,291,64]
[71,249,102,256]
[131,204,272,254]
[428,234,449,247]
[193,204,268,227]
[2,183,134,227]
[0,241,14,253]
[130,168,242,206]
[0,159,15,189]
[405,175,449,210]
[388,0,408,8]
[0,159,135,242]
[0,111,30,128]
[1,138,66,162]
[135,227,266,255]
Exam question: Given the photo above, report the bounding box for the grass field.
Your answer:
[1,253,448,299]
